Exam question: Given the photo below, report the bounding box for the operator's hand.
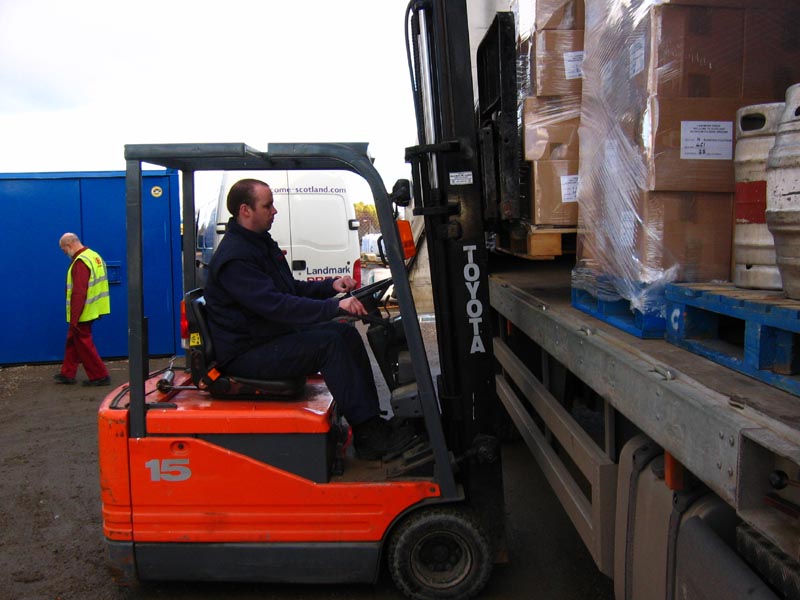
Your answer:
[339,296,368,316]
[333,276,358,294]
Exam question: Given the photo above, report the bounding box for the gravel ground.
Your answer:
[0,320,612,600]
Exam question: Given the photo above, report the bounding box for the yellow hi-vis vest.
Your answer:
[66,248,111,322]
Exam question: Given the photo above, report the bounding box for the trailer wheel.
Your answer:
[387,507,492,600]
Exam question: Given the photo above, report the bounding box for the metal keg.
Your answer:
[767,84,800,299]
[734,102,784,289]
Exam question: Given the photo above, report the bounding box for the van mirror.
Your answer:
[389,179,411,207]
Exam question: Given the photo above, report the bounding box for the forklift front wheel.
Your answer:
[387,506,492,600]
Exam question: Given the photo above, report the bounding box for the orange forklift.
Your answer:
[99,143,503,599]
[99,4,504,598]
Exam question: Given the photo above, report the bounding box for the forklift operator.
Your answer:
[204,178,418,460]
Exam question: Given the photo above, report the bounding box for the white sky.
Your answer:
[0,1,418,200]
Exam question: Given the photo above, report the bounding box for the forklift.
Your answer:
[99,3,505,599]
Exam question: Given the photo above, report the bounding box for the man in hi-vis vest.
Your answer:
[54,233,111,386]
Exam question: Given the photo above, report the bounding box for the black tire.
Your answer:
[387,507,493,600]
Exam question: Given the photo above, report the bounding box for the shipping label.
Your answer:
[629,37,645,79]
[563,51,584,80]
[680,121,733,160]
[560,175,579,202]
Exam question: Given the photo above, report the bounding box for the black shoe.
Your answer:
[82,376,111,387]
[54,373,77,385]
[353,416,419,461]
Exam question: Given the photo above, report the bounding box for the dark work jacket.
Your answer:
[204,218,339,364]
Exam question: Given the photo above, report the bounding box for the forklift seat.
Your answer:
[184,288,306,400]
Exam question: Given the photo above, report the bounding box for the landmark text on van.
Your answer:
[306,265,352,280]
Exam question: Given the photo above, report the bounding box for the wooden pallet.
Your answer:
[497,227,577,260]
[665,282,800,397]
[571,286,666,339]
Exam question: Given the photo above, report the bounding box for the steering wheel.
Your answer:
[338,276,394,324]
[351,276,393,303]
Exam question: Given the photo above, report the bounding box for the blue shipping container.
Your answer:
[0,170,182,365]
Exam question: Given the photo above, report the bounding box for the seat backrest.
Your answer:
[184,288,215,386]
[183,288,306,399]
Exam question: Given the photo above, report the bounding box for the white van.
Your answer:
[196,170,362,286]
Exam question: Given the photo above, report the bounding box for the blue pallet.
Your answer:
[571,287,666,339]
[665,282,800,397]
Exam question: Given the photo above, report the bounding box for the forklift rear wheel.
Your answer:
[387,506,492,600]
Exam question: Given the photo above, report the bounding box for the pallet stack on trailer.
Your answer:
[499,0,585,258]
[566,0,800,338]
[565,0,800,396]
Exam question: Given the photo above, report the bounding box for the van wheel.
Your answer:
[387,507,492,600]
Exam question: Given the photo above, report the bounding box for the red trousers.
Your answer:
[60,321,108,380]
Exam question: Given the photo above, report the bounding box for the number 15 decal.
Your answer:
[145,458,192,482]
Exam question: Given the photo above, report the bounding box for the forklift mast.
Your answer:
[405,0,495,450]
[404,0,503,511]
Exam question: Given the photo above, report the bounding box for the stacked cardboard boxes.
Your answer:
[518,0,584,227]
[574,0,800,312]
[522,96,580,226]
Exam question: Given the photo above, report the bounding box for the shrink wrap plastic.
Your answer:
[513,0,584,35]
[571,0,799,315]
[571,0,655,311]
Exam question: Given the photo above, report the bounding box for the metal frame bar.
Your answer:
[181,171,197,295]
[125,159,146,438]
[494,338,616,575]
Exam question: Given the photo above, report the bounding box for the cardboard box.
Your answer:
[641,95,758,192]
[524,119,580,161]
[535,0,585,30]
[522,95,582,124]
[647,5,744,98]
[532,30,584,97]
[636,191,733,282]
[742,6,800,100]
[624,3,799,101]
[523,97,580,160]
[531,160,580,225]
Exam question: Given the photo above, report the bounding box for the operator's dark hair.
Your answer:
[227,178,270,217]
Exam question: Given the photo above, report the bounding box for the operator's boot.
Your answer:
[353,416,419,461]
